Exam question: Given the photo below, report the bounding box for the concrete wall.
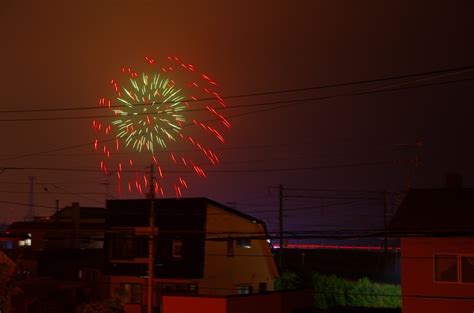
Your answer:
[401,237,474,313]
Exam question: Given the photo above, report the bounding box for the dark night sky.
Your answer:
[1,1,474,235]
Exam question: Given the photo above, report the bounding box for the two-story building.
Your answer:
[105,197,279,313]
[5,203,107,312]
[389,184,474,313]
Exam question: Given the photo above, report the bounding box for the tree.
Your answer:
[75,287,126,313]
[0,262,15,313]
[75,300,124,313]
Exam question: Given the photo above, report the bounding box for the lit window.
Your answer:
[172,240,183,259]
[236,285,253,294]
[236,238,251,249]
[461,256,474,283]
[18,238,32,247]
[434,254,458,282]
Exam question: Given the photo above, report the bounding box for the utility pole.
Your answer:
[55,200,59,222]
[100,172,112,206]
[278,184,284,271]
[28,176,36,221]
[383,190,388,251]
[147,164,155,313]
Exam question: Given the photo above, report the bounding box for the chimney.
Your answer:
[446,173,463,189]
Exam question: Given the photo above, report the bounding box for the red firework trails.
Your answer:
[92,56,231,197]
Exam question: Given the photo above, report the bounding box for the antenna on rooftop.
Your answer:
[395,138,423,189]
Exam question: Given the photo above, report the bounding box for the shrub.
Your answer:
[313,273,401,309]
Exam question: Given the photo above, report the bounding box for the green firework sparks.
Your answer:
[111,73,186,153]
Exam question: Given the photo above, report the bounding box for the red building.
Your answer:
[389,187,474,313]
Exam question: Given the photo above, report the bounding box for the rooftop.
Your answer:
[389,188,474,235]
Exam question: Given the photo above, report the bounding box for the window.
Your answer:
[110,234,148,259]
[172,240,183,258]
[3,241,13,250]
[236,238,252,249]
[434,254,474,284]
[227,239,234,257]
[121,283,143,304]
[434,254,458,282]
[189,284,198,294]
[82,269,100,282]
[461,256,474,283]
[158,283,197,295]
[236,285,253,295]
[111,234,134,259]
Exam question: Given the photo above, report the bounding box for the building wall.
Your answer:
[201,204,279,295]
[401,237,474,313]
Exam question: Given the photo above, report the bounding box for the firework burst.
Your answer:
[92,56,231,197]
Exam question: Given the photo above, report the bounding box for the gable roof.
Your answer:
[389,188,474,236]
[203,198,265,225]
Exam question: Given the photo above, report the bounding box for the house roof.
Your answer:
[202,198,266,225]
[389,188,474,236]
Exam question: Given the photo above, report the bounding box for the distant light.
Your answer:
[266,239,271,243]
[18,237,32,247]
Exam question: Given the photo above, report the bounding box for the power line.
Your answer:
[48,183,104,205]
[3,227,474,240]
[1,75,473,123]
[1,75,471,162]
[0,160,393,174]
[1,64,473,114]
[0,200,55,209]
[0,190,104,195]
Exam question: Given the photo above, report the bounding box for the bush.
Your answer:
[313,273,401,309]
[275,271,305,290]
